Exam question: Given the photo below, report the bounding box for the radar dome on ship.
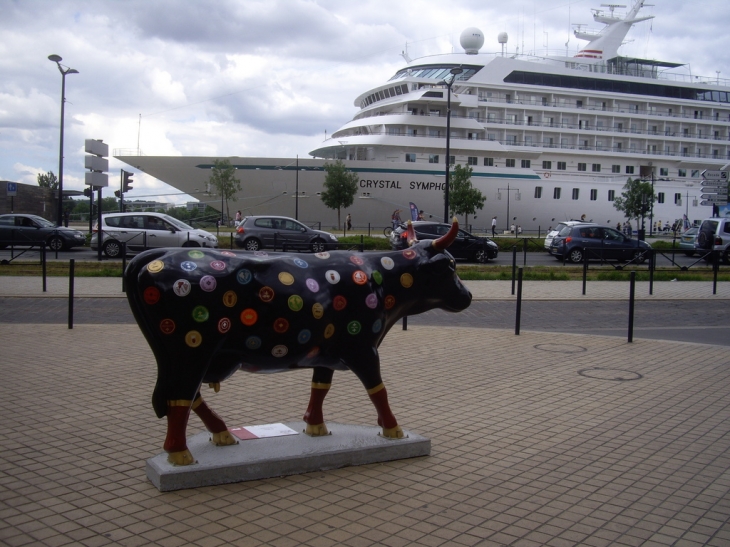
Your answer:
[460,27,484,54]
[498,32,508,44]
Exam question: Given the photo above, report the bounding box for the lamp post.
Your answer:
[497,183,520,232]
[443,67,463,223]
[295,155,299,220]
[48,55,79,226]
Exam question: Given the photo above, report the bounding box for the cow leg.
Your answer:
[303,367,334,436]
[164,400,196,465]
[191,394,238,447]
[367,383,404,439]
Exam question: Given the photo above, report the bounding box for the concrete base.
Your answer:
[146,421,431,491]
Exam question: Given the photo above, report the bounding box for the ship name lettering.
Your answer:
[359,180,402,189]
[409,181,445,191]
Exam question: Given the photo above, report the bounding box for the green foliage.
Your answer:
[613,177,655,230]
[37,171,58,191]
[321,160,358,228]
[337,236,392,250]
[448,164,485,225]
[207,159,242,222]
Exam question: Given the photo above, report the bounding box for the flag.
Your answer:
[409,202,419,221]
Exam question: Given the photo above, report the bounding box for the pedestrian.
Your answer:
[346,213,352,231]
[517,225,522,235]
[417,210,424,221]
[510,223,515,234]
[616,222,621,231]
[391,209,401,230]
[235,210,242,227]
[63,209,70,228]
[491,216,497,237]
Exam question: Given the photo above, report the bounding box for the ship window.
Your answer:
[383,88,390,98]
[429,129,440,137]
[626,166,635,174]
[657,193,665,204]
[506,159,516,167]
[590,189,598,201]
[612,165,620,173]
[557,162,566,170]
[521,160,531,168]
[405,153,416,162]
[468,157,478,166]
[429,154,439,164]
[395,86,402,96]
[577,163,587,171]
[691,169,700,177]
[553,187,562,199]
[675,193,682,204]
[572,188,580,200]
[449,156,455,165]
[678,169,686,177]
[592,164,601,172]
[543,161,552,169]
[535,186,543,199]
[484,157,494,166]
[660,168,668,176]
[608,190,615,201]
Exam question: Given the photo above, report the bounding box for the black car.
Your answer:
[0,213,86,251]
[235,215,338,252]
[549,224,651,263]
[389,221,498,262]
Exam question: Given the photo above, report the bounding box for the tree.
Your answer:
[207,159,242,224]
[321,160,358,228]
[448,164,485,226]
[613,177,656,232]
[37,171,58,191]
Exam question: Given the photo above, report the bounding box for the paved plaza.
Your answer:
[0,276,729,546]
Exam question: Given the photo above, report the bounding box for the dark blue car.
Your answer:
[549,224,651,263]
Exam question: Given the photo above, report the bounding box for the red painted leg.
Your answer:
[191,396,238,447]
[367,384,404,438]
[303,382,330,436]
[164,400,196,465]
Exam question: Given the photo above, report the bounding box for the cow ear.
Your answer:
[406,221,418,247]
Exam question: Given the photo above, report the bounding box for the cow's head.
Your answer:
[404,218,472,314]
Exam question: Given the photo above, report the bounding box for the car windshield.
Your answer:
[33,216,55,228]
[557,225,572,237]
[163,215,194,230]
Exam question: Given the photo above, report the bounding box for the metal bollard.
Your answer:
[515,267,523,335]
[402,316,407,331]
[628,271,635,343]
[582,247,588,295]
[511,246,517,295]
[68,259,75,330]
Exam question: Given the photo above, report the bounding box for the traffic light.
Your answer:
[122,170,134,193]
[114,190,121,198]
[83,187,92,198]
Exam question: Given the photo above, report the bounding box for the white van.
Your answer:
[91,212,218,257]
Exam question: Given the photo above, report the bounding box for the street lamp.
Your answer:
[497,183,520,232]
[443,66,463,223]
[48,54,79,226]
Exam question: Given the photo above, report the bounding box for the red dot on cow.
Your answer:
[144,286,160,305]
[333,295,347,311]
[240,309,258,326]
[384,295,395,309]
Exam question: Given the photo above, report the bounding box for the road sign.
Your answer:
[701,170,728,180]
[6,182,17,196]
[701,193,728,200]
[701,200,728,206]
[700,195,728,204]
[701,184,728,192]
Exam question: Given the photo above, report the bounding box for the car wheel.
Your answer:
[310,238,326,253]
[723,249,730,265]
[103,240,122,258]
[47,236,64,252]
[632,250,646,264]
[474,249,488,263]
[697,231,711,249]
[684,251,695,257]
[244,238,261,251]
[181,241,200,248]
[569,248,583,263]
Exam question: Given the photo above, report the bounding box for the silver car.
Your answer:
[91,212,218,257]
[235,215,338,252]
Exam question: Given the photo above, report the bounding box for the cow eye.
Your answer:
[449,259,456,272]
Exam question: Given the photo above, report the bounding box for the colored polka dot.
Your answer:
[400,273,414,288]
[273,318,289,334]
[278,272,295,285]
[271,345,288,358]
[384,295,395,309]
[372,271,383,285]
[210,260,226,271]
[288,295,304,312]
[147,260,164,273]
[237,269,253,285]
[297,329,312,344]
[160,318,175,334]
[143,286,160,305]
[293,258,308,268]
[173,279,191,297]
[325,270,340,284]
[347,321,361,335]
[306,278,320,292]
[185,331,202,348]
[181,261,197,272]
[349,255,364,266]
[402,249,417,260]
[259,286,275,302]
[187,250,204,259]
[333,295,347,311]
[245,336,262,350]
[218,317,231,334]
[306,346,320,359]
[240,308,258,326]
[312,303,324,319]
[220,251,236,257]
[192,305,209,323]
[352,270,368,285]
[365,293,378,309]
[314,252,330,259]
[222,290,237,307]
[372,319,383,333]
[200,275,217,292]
[380,257,395,270]
[324,324,335,339]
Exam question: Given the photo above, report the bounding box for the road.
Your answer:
[2,298,727,346]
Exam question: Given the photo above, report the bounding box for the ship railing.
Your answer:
[113,148,145,157]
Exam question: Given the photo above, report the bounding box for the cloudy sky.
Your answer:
[2,0,728,204]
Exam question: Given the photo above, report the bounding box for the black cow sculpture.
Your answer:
[125,219,472,465]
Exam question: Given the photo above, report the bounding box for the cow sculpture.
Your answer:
[125,219,472,465]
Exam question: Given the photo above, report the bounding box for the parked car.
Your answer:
[695,217,730,263]
[549,224,651,263]
[0,213,86,251]
[544,221,597,250]
[235,215,338,252]
[389,221,499,262]
[91,212,218,258]
[678,227,699,256]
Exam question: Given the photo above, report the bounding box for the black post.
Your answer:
[41,242,47,293]
[54,229,59,260]
[402,316,407,330]
[368,223,371,237]
[628,271,636,342]
[511,245,517,295]
[121,243,127,293]
[523,238,528,266]
[68,259,74,330]
[230,232,233,249]
[582,247,588,295]
[273,233,278,251]
[360,234,364,253]
[97,187,103,262]
[143,231,147,251]
[713,251,719,295]
[649,249,654,295]
[515,267,523,335]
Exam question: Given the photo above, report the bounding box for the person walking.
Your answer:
[235,210,242,227]
[491,216,497,237]
[346,213,352,231]
[391,209,401,230]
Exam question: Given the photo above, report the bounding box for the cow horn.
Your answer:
[406,221,418,247]
[432,218,459,251]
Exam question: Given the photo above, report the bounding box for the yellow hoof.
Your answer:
[167,449,196,466]
[380,425,405,439]
[304,423,329,436]
[210,430,238,446]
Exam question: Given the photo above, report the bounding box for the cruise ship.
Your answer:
[117,0,729,232]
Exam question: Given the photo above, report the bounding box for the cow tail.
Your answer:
[124,249,171,419]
